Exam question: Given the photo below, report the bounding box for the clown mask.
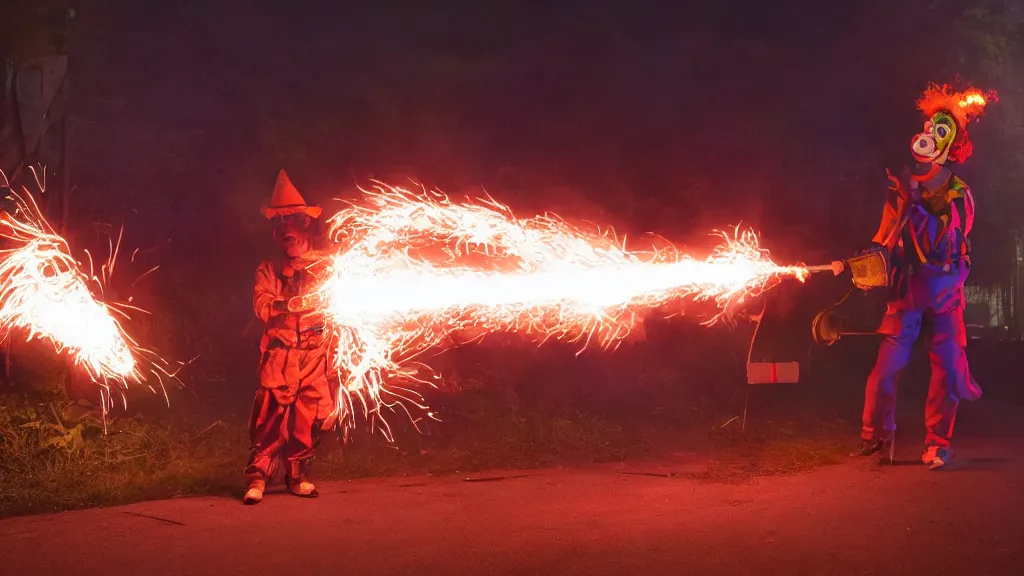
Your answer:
[272,213,314,258]
[910,111,958,165]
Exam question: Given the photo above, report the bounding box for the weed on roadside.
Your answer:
[0,387,854,518]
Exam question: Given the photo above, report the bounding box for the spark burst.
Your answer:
[311,182,809,437]
[0,171,180,413]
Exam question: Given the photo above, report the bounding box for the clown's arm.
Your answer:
[868,170,907,252]
[254,263,281,322]
[254,262,290,322]
[831,170,906,275]
[254,262,319,320]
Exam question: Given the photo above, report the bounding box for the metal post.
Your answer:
[1015,230,1023,336]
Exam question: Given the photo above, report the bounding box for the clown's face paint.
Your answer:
[272,213,313,258]
[911,111,957,164]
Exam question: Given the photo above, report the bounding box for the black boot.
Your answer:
[851,438,894,464]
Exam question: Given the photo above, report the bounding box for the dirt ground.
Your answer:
[1,398,1021,575]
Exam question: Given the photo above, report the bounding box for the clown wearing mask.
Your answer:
[243,170,336,504]
[839,83,994,469]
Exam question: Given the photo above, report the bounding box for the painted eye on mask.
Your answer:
[912,135,937,156]
[929,113,957,145]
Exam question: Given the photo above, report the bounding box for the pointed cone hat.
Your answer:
[262,170,322,219]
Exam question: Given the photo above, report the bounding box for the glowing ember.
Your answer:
[0,177,179,409]
[312,182,809,436]
[959,92,987,108]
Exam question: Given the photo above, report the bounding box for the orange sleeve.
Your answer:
[254,261,283,323]
[870,196,900,247]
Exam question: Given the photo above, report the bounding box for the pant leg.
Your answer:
[862,305,923,442]
[924,306,981,448]
[244,388,289,481]
[245,346,297,481]
[281,347,330,479]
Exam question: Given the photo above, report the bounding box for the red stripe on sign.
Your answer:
[747,362,800,385]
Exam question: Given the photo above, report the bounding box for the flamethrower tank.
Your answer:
[845,251,889,290]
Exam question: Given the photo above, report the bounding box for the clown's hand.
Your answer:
[285,294,317,313]
[829,260,845,276]
[861,243,886,256]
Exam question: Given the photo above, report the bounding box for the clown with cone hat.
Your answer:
[244,170,337,505]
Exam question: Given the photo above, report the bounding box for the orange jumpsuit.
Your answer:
[244,257,335,482]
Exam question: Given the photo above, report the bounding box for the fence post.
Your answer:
[1014,230,1023,337]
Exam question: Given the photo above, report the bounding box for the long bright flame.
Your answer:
[0,178,179,410]
[311,182,809,437]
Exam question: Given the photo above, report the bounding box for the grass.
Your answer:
[0,395,246,516]
[679,418,851,483]
[4,317,1016,519]
[0,384,853,519]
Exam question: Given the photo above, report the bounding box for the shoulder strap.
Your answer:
[952,196,966,226]
[950,194,971,258]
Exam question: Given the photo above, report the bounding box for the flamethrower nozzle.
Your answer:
[804,261,847,276]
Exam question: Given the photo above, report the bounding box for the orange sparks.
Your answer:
[313,182,809,437]
[0,180,179,410]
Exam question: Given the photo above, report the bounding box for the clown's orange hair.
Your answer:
[916,82,996,128]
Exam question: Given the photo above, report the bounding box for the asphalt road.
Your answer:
[2,400,1022,575]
